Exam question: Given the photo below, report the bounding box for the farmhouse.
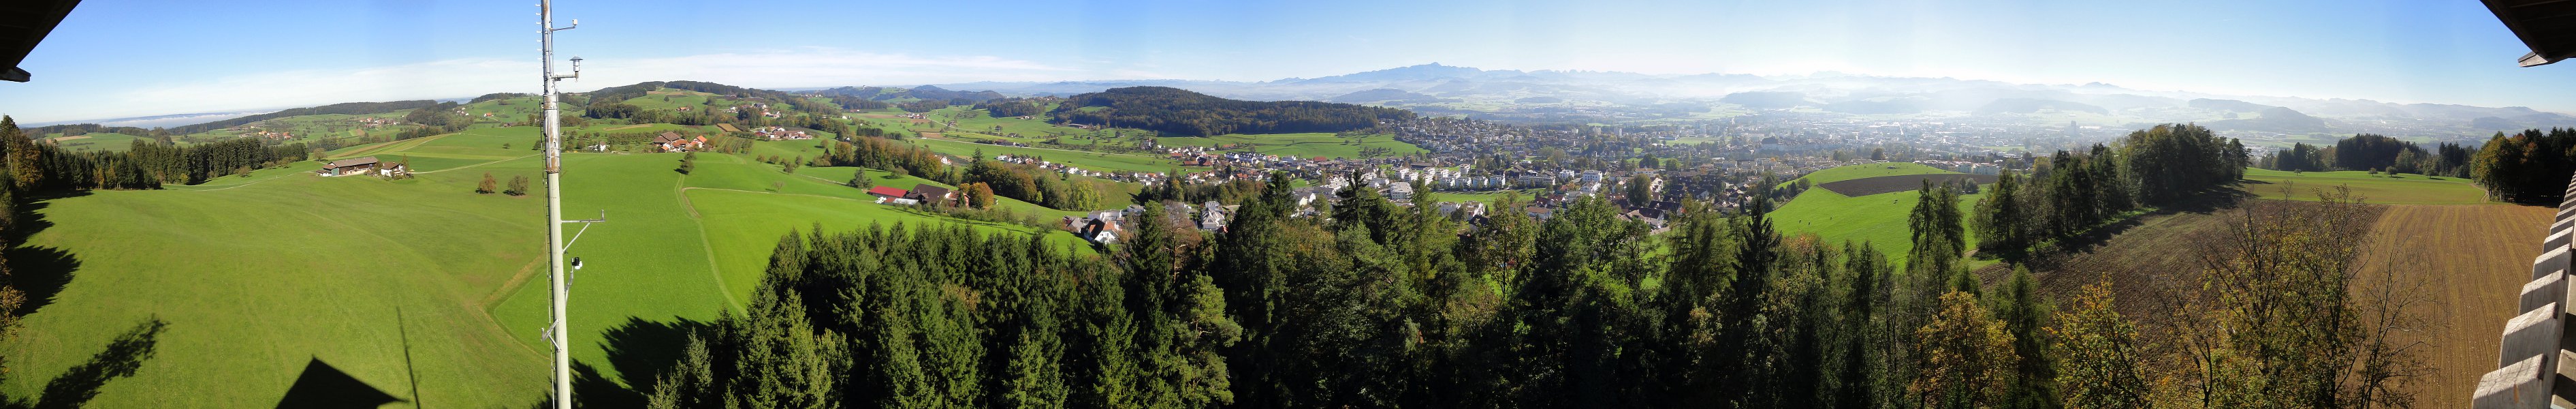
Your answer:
[316,157,380,177]
[867,186,914,204]
[909,184,954,204]
[650,132,706,153]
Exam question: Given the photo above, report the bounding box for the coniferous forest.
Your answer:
[643,125,2426,408]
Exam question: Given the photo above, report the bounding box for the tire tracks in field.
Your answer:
[674,175,746,315]
[414,153,540,174]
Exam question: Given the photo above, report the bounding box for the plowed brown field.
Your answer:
[1998,202,2547,405]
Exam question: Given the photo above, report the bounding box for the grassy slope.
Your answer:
[39,132,143,153]
[488,151,1096,389]
[1157,132,1425,160]
[1768,162,1984,267]
[1,160,551,407]
[2240,168,2490,205]
[5,127,1092,406]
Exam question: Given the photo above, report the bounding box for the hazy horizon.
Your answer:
[1,0,2560,123]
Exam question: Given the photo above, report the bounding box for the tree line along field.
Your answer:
[0,130,1096,406]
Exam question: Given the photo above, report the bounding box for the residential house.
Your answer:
[910,184,955,205]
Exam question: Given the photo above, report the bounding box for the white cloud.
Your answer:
[44,48,1085,122]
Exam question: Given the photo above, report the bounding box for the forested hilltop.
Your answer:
[1049,87,1415,136]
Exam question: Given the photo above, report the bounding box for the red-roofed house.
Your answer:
[868,186,911,201]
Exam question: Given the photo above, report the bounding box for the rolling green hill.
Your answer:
[2,130,1098,406]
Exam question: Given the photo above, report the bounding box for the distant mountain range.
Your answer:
[934,63,2576,137]
[45,63,2575,140]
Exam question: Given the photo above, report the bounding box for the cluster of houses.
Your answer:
[988,155,1113,179]
[650,132,710,153]
[1057,200,1241,245]
[314,156,408,178]
[1914,160,2002,175]
[752,126,811,140]
[725,104,784,119]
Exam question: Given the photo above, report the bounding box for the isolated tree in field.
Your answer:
[782,158,800,174]
[477,172,496,194]
[847,171,870,189]
[678,151,696,175]
[507,175,530,196]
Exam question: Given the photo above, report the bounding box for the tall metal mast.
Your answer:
[538,1,577,408]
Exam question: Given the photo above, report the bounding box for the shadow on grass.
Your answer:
[7,193,87,316]
[602,316,709,393]
[2011,189,2250,273]
[2,316,168,409]
[272,357,403,409]
[509,363,641,409]
[511,318,712,408]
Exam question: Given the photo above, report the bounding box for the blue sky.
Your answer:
[0,0,2560,123]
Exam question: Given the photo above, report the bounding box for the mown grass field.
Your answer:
[462,95,548,122]
[1792,162,1950,185]
[1158,132,1425,160]
[1769,162,1986,268]
[0,160,552,408]
[3,127,1100,406]
[2240,168,2490,205]
[907,137,1200,175]
[621,89,718,112]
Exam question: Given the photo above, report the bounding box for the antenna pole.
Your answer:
[538,1,577,408]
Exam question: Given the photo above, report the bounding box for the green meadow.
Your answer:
[907,137,1200,175]
[1157,132,1425,160]
[621,89,718,112]
[1768,162,1985,267]
[3,128,1101,406]
[39,132,144,152]
[2239,168,2490,204]
[1792,162,1954,185]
